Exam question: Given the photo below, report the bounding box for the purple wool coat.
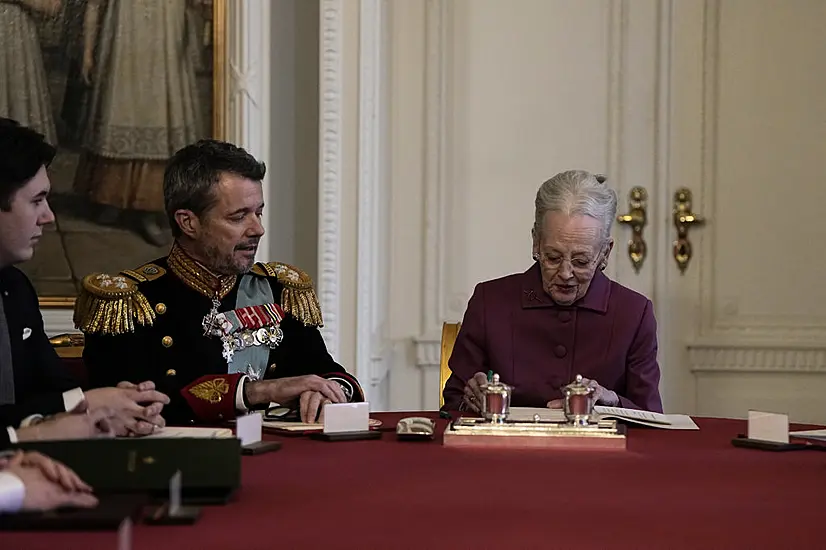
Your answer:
[442,263,663,412]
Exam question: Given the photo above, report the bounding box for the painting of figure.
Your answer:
[0,0,221,305]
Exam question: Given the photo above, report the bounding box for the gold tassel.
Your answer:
[253,261,324,326]
[73,273,156,335]
[281,285,324,327]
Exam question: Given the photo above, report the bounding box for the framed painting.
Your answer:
[1,0,227,307]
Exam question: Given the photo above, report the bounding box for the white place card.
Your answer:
[323,402,370,434]
[236,412,263,446]
[169,470,182,515]
[117,517,132,550]
[747,410,789,444]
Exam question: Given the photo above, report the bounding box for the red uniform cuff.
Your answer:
[181,373,244,423]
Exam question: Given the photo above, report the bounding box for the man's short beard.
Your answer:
[200,242,252,275]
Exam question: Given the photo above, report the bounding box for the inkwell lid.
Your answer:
[483,373,510,395]
[562,374,593,397]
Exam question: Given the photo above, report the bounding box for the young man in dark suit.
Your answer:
[0,118,170,443]
[0,118,177,513]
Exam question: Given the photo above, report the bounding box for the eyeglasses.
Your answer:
[537,254,600,273]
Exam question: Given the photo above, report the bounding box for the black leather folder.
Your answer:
[12,438,242,505]
[0,493,146,531]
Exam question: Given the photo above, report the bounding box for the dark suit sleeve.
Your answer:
[442,284,489,411]
[2,274,80,426]
[0,427,10,450]
[619,299,664,413]
[29,313,79,399]
[266,316,364,402]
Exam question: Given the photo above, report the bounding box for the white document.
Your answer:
[594,406,671,424]
[263,420,323,432]
[507,406,699,430]
[595,406,699,430]
[747,410,789,443]
[139,427,234,439]
[610,413,699,430]
[789,429,826,442]
[261,418,382,432]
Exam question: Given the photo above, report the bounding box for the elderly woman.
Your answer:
[442,170,663,413]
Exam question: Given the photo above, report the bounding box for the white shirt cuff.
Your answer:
[5,427,16,444]
[234,378,282,415]
[0,472,25,514]
[234,375,250,413]
[63,387,85,412]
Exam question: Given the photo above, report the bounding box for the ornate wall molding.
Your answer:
[692,0,826,341]
[420,0,452,336]
[414,0,452,369]
[356,0,391,398]
[689,343,826,373]
[317,0,344,358]
[415,340,442,370]
[604,0,626,280]
[315,0,391,406]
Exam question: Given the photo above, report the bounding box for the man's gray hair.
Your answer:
[533,170,618,240]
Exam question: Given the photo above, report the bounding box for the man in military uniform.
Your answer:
[75,139,364,425]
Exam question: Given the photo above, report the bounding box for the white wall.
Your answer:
[268,0,321,281]
[379,0,624,410]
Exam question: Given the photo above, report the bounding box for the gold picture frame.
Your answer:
[9,0,228,309]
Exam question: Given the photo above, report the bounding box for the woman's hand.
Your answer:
[461,372,489,413]
[547,377,619,408]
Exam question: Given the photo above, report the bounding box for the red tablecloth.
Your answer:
[3,412,825,550]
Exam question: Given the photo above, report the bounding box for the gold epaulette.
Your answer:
[73,272,156,335]
[251,262,323,326]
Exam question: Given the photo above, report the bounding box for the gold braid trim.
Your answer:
[73,273,156,335]
[167,243,236,299]
[251,262,323,326]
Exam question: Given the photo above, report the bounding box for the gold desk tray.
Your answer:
[443,417,627,451]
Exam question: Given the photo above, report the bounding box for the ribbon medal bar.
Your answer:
[210,303,285,363]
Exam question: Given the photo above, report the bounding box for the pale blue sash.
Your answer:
[226,274,275,380]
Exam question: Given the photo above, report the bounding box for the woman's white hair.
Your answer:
[533,170,618,241]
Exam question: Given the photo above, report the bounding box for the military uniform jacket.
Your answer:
[76,245,363,425]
